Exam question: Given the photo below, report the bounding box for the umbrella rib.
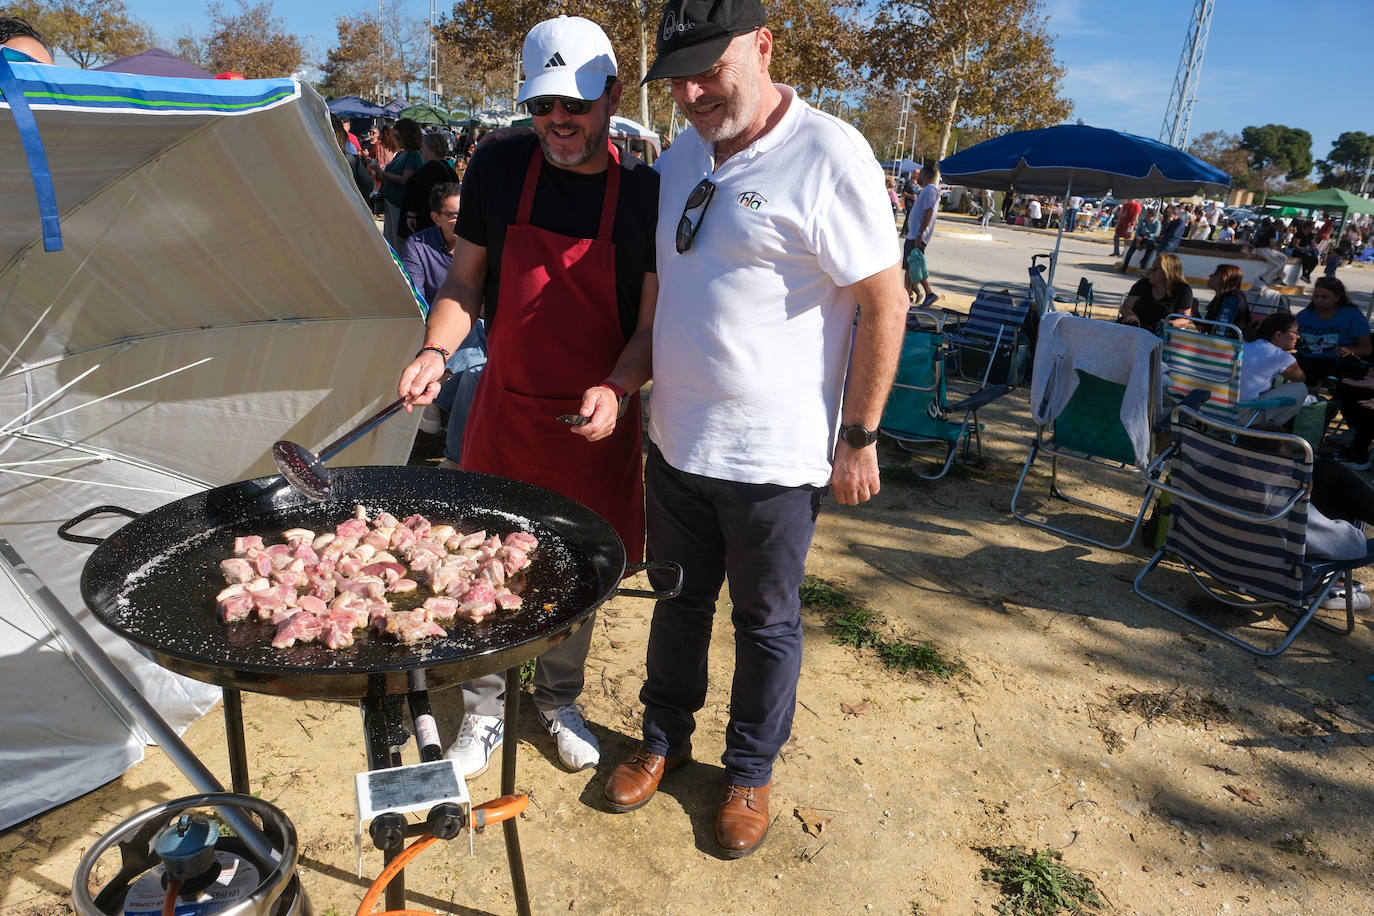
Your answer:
[0,464,187,495]
[2,356,214,436]
[1,431,209,490]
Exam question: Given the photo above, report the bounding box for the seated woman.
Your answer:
[1239,313,1307,426]
[1117,252,1193,334]
[1294,276,1371,383]
[1199,263,1251,333]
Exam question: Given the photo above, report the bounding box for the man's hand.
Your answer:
[829,441,880,505]
[397,351,447,411]
[569,385,622,442]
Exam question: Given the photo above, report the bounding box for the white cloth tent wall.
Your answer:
[0,61,428,829]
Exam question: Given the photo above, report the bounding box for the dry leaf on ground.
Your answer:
[1224,785,1263,806]
[841,700,870,716]
[794,806,832,837]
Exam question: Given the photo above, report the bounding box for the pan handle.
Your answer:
[57,505,141,545]
[615,561,683,600]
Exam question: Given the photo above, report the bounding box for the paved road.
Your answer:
[922,214,1374,317]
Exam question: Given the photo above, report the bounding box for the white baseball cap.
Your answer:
[516,16,618,104]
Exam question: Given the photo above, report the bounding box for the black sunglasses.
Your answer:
[675,178,715,254]
[524,96,596,117]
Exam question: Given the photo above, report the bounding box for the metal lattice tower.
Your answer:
[428,0,440,105]
[1160,0,1214,149]
[892,88,913,179]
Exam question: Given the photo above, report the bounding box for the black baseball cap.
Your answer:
[641,0,767,84]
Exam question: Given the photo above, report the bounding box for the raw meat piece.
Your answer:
[271,611,323,648]
[478,558,506,588]
[391,579,418,592]
[384,610,446,645]
[390,526,417,551]
[312,532,335,550]
[373,511,401,529]
[233,535,264,556]
[457,530,487,549]
[499,546,530,577]
[243,577,272,594]
[504,531,538,553]
[218,592,254,622]
[220,558,254,584]
[362,529,392,551]
[400,514,431,537]
[422,596,459,621]
[336,518,368,539]
[282,528,314,543]
[270,568,306,589]
[291,543,319,566]
[297,594,328,616]
[457,579,498,622]
[319,619,356,650]
[495,591,523,611]
[361,561,406,585]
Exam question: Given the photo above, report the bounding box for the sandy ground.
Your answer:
[6,384,1374,916]
[5,226,1373,915]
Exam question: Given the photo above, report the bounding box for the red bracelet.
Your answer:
[599,380,627,401]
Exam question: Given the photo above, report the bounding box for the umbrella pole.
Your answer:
[1047,175,1071,289]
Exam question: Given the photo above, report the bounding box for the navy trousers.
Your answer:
[640,445,821,786]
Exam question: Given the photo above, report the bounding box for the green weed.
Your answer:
[978,845,1105,915]
[800,575,963,679]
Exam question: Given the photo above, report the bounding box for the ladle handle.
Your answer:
[316,371,452,463]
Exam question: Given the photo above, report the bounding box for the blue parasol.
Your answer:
[940,124,1231,285]
[327,95,388,119]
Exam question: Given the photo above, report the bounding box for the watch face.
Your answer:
[843,426,875,448]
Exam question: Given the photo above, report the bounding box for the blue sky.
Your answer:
[124,0,1365,164]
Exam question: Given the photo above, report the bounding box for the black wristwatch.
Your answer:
[839,424,879,449]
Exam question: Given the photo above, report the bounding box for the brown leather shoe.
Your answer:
[603,745,687,813]
[715,781,771,858]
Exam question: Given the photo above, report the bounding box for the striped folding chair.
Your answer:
[1160,316,1300,427]
[945,284,1033,388]
[1133,405,1371,656]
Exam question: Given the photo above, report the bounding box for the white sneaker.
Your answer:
[1321,588,1371,611]
[537,704,600,771]
[445,713,503,778]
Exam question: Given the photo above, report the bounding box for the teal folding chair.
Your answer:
[1012,312,1164,549]
[880,309,1012,479]
[1134,405,1371,656]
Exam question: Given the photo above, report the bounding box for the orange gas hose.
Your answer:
[354,794,528,916]
[162,877,183,916]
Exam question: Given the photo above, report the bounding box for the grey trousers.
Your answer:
[460,610,597,717]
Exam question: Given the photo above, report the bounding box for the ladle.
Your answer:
[273,372,451,501]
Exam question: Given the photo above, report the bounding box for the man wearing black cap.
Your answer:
[603,0,908,859]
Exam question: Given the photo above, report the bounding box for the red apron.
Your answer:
[460,144,644,562]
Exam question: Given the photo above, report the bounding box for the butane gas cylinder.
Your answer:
[71,793,311,916]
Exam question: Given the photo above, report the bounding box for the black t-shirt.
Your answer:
[455,133,658,338]
[1127,276,1192,333]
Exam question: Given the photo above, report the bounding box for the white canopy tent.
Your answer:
[0,60,427,829]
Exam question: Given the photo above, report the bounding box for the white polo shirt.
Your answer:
[649,86,899,487]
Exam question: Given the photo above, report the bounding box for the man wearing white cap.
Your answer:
[603,0,907,859]
[397,15,659,779]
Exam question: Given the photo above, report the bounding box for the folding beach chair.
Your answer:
[1012,312,1164,549]
[880,309,1013,478]
[1134,405,1372,656]
[1160,315,1301,427]
[945,284,1034,389]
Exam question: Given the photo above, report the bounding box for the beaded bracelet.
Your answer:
[416,345,450,361]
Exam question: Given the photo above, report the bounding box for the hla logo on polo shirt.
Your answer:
[736,191,767,210]
[661,9,696,42]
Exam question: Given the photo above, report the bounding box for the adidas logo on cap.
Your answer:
[544,52,566,68]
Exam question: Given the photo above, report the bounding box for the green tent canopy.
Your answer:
[397,102,451,125]
[1263,187,1374,217]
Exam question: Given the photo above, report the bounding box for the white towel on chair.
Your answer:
[1031,311,1162,466]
